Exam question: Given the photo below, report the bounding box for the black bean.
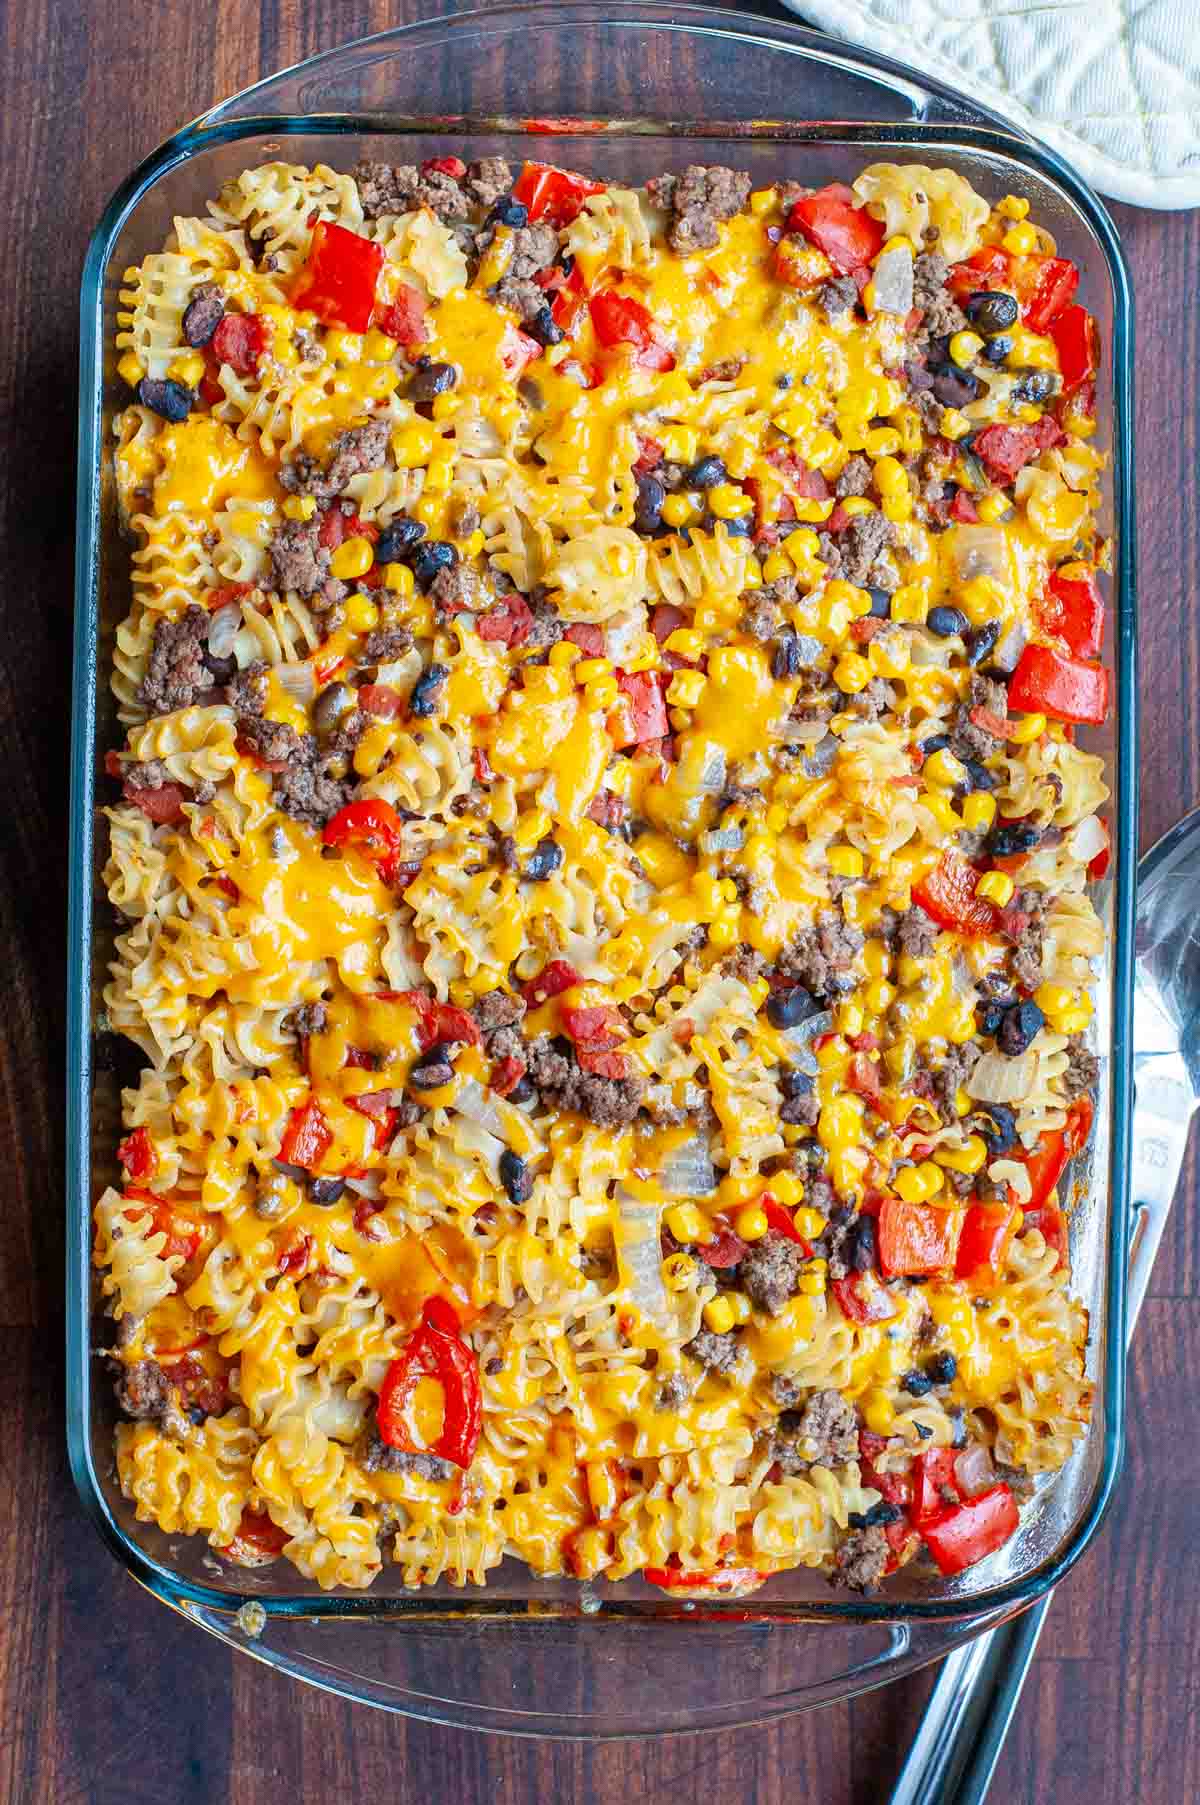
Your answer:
[312,681,358,736]
[925,1350,958,1385]
[687,455,727,490]
[1012,370,1058,405]
[775,372,793,389]
[927,605,968,638]
[508,1075,535,1105]
[306,1175,347,1206]
[412,540,458,588]
[202,651,237,684]
[410,1043,455,1089]
[772,628,804,680]
[867,587,892,617]
[633,473,666,534]
[527,304,564,348]
[973,1103,1017,1156]
[487,197,529,228]
[864,1500,903,1528]
[524,837,563,881]
[982,334,1013,365]
[137,377,193,423]
[987,820,1042,859]
[914,1421,934,1439]
[499,1149,533,1204]
[930,363,982,409]
[182,290,225,347]
[964,290,1019,334]
[997,998,1045,1056]
[901,1369,935,1397]
[849,1214,877,1273]
[976,998,1007,1038]
[409,663,449,717]
[965,620,1001,666]
[766,985,819,1029]
[408,359,458,402]
[779,1068,814,1099]
[719,515,752,538]
[376,518,427,563]
[961,758,997,792]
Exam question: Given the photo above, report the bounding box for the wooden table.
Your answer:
[5,1,1196,1797]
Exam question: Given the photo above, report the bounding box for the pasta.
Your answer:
[96,152,1110,1598]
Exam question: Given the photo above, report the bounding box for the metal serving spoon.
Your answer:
[889,807,1200,1805]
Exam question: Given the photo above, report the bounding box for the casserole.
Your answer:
[69,1,1136,1733]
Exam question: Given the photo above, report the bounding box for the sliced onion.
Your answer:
[792,633,823,668]
[604,606,647,666]
[780,718,831,745]
[954,1443,997,1499]
[344,1171,382,1200]
[660,1134,716,1198]
[801,734,838,778]
[276,662,317,706]
[699,827,745,855]
[870,242,914,316]
[1068,815,1107,864]
[950,524,1010,586]
[614,1190,668,1325]
[908,634,954,667]
[967,1050,1037,1103]
[207,603,241,659]
[698,745,727,794]
[452,1076,506,1137]
[233,627,261,670]
[784,1008,834,1076]
[991,619,1028,674]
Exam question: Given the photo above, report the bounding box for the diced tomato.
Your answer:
[317,508,348,552]
[825,502,851,534]
[877,1197,965,1276]
[490,1053,526,1097]
[613,670,668,746]
[972,417,1064,484]
[389,992,481,1052]
[847,1051,881,1102]
[956,1202,1020,1286]
[922,1484,1019,1576]
[323,797,407,883]
[588,291,675,371]
[832,1273,896,1325]
[421,155,466,179]
[634,435,664,476]
[1039,566,1104,659]
[577,1047,634,1080]
[378,1295,482,1469]
[643,1563,768,1598]
[477,593,534,645]
[357,684,406,720]
[1008,643,1108,726]
[117,1126,157,1183]
[473,745,495,785]
[787,184,886,275]
[694,1226,748,1269]
[522,959,582,1009]
[970,703,1011,741]
[124,1193,204,1267]
[913,850,999,936]
[1022,256,1079,334]
[291,220,384,332]
[221,1507,290,1564]
[949,488,979,524]
[912,1449,961,1529]
[649,604,684,644]
[500,324,543,381]
[374,282,429,347]
[210,312,270,377]
[560,1002,624,1048]
[947,246,1013,297]
[1050,304,1099,394]
[205,581,254,612]
[765,447,829,501]
[512,160,605,228]
[548,262,588,332]
[123,781,188,825]
[566,622,605,655]
[277,1231,314,1278]
[279,1099,332,1172]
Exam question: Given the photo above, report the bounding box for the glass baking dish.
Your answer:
[68,0,1137,1734]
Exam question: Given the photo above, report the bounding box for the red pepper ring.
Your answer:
[377,1296,482,1470]
[322,797,407,885]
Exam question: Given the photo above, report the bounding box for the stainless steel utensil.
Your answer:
[890,806,1200,1805]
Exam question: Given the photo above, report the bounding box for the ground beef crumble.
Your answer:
[1062,1040,1099,1100]
[646,164,752,254]
[138,606,209,715]
[834,1525,890,1592]
[740,1230,803,1315]
[524,1034,644,1127]
[777,907,864,999]
[771,1388,860,1472]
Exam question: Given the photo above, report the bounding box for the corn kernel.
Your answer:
[895,406,923,455]
[461,530,485,559]
[1006,325,1059,370]
[708,913,740,953]
[117,349,144,387]
[1054,1005,1093,1034]
[282,494,318,522]
[792,496,835,524]
[862,1389,897,1435]
[548,640,582,669]
[449,979,476,1010]
[691,871,724,916]
[742,554,763,590]
[1002,221,1039,255]
[837,1001,864,1038]
[706,481,752,521]
[383,561,414,596]
[918,1161,945,1198]
[959,575,1006,626]
[955,1087,971,1117]
[667,669,706,708]
[703,1295,736,1334]
[586,675,619,711]
[885,1037,916,1082]
[573,657,610,686]
[1035,982,1075,1016]
[975,492,1010,524]
[922,790,963,835]
[839,497,876,518]
[890,584,929,625]
[1008,712,1047,744]
[864,978,893,1013]
[764,802,788,836]
[868,635,910,679]
[895,1164,929,1203]
[750,187,776,216]
[962,791,997,832]
[793,1206,827,1240]
[735,1205,770,1242]
[998,194,1030,221]
[343,592,379,633]
[949,331,985,369]
[665,628,704,663]
[771,1172,804,1206]
[866,427,902,458]
[719,878,740,904]
[828,845,865,880]
[924,747,967,789]
[882,494,913,524]
[666,1204,708,1245]
[328,536,375,581]
[727,1291,753,1324]
[940,408,972,441]
[661,425,699,465]
[325,329,363,364]
[167,350,206,388]
[782,526,821,560]
[798,1270,827,1296]
[976,870,1015,906]
[762,549,793,583]
[661,492,699,529]
[863,939,891,980]
[833,652,872,695]
[391,419,437,467]
[1012,401,1043,425]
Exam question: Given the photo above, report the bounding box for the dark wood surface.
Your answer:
[4,1,1195,1798]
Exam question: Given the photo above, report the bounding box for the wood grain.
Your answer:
[1,1,1196,1798]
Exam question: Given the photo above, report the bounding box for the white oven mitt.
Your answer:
[784,0,1200,209]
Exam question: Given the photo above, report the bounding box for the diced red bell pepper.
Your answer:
[123,1192,203,1266]
[421,155,466,179]
[922,1483,1019,1576]
[277,1231,315,1279]
[913,851,999,937]
[210,312,270,377]
[847,1051,881,1102]
[1022,257,1079,334]
[566,622,605,655]
[291,220,384,333]
[1008,643,1108,726]
[357,684,407,720]
[787,184,885,275]
[878,1197,965,1276]
[548,261,588,332]
[1050,304,1099,394]
[279,1099,332,1172]
[1088,820,1111,881]
[383,989,481,1052]
[377,1295,482,1469]
[477,593,534,645]
[205,581,254,613]
[512,160,605,228]
[473,746,495,785]
[1037,566,1105,659]
[117,1126,157,1184]
[832,1272,897,1325]
[490,1053,526,1097]
[500,324,543,381]
[123,780,188,825]
[760,1197,807,1245]
[588,291,675,371]
[613,670,668,746]
[972,417,1064,484]
[947,246,1013,297]
[956,1202,1020,1286]
[522,959,582,1009]
[634,435,664,476]
[1017,1096,1093,1218]
[643,1562,768,1597]
[323,797,408,885]
[374,283,429,348]
[912,1448,962,1529]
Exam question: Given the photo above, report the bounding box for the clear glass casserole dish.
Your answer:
[68,0,1137,1735]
